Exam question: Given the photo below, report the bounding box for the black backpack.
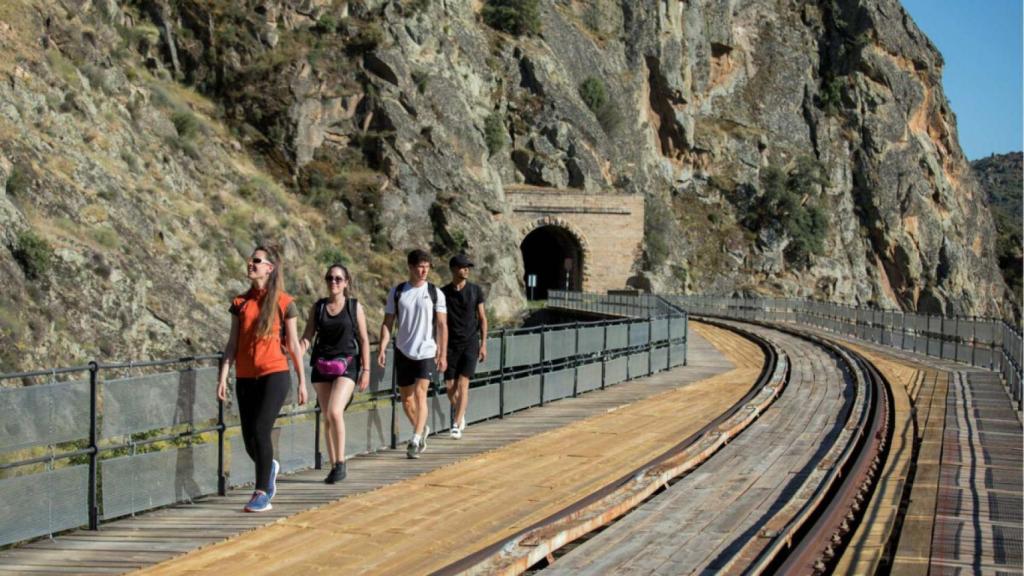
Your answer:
[394,282,438,333]
[314,297,359,353]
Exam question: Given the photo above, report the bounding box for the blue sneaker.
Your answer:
[267,459,280,499]
[244,491,272,512]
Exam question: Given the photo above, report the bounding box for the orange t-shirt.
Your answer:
[230,288,297,378]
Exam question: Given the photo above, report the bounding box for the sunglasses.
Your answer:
[249,257,272,265]
[325,275,347,283]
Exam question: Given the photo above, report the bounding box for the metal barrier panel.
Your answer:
[629,323,650,348]
[942,341,956,360]
[102,370,219,438]
[0,465,88,546]
[604,357,627,386]
[479,336,503,374]
[506,376,541,413]
[543,369,575,402]
[429,394,453,434]
[0,380,89,452]
[628,353,649,379]
[943,318,958,337]
[957,343,973,364]
[576,363,602,393]
[670,317,687,340]
[543,329,576,362]
[670,343,687,367]
[343,406,388,458]
[228,434,254,487]
[652,319,668,342]
[100,442,218,520]
[651,347,668,372]
[957,318,975,339]
[976,320,995,345]
[606,325,628,350]
[505,333,541,369]
[928,316,942,334]
[276,419,315,474]
[927,337,941,358]
[976,347,993,369]
[578,327,605,355]
[466,382,501,423]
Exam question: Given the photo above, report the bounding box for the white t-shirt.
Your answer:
[385,282,447,360]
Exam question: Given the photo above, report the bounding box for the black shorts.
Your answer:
[310,356,360,384]
[445,341,480,381]
[395,349,436,388]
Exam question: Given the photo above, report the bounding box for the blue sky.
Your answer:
[901,0,1023,159]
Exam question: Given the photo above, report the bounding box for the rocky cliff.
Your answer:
[0,0,1013,371]
[972,152,1022,309]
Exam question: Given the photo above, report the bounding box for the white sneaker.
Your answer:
[458,417,466,432]
[419,426,430,454]
[451,427,462,439]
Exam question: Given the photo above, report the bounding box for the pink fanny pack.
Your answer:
[315,356,354,377]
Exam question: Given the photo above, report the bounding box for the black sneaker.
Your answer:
[325,461,348,484]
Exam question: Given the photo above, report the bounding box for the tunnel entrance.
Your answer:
[521,225,584,300]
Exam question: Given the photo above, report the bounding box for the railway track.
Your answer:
[445,318,897,576]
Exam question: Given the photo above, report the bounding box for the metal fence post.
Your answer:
[572,322,580,397]
[390,346,398,450]
[499,331,506,418]
[539,326,546,406]
[314,400,323,470]
[648,315,654,376]
[216,357,227,495]
[667,312,673,368]
[87,361,99,530]
[600,324,607,390]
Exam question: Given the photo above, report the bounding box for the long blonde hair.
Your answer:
[254,244,285,339]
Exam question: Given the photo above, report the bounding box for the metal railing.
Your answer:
[670,295,1022,408]
[0,306,688,547]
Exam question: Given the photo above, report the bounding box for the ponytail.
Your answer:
[254,244,284,339]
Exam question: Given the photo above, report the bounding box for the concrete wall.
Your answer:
[505,188,646,294]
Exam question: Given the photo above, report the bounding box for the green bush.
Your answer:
[6,162,31,196]
[743,160,829,269]
[482,0,541,36]
[319,247,349,266]
[579,77,607,112]
[315,15,338,34]
[171,110,200,139]
[346,21,384,53]
[484,112,506,155]
[13,230,53,280]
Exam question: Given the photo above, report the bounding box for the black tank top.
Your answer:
[311,298,358,360]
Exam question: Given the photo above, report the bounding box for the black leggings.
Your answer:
[236,371,290,492]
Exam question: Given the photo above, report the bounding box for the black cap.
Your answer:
[449,254,475,268]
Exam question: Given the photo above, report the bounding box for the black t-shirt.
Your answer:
[311,298,358,360]
[441,282,485,347]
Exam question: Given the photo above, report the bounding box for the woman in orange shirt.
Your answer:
[216,244,308,512]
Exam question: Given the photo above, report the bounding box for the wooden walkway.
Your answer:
[130,323,761,575]
[0,323,752,575]
[802,329,1022,575]
[541,322,851,574]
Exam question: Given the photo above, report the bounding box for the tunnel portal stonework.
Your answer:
[505,187,646,294]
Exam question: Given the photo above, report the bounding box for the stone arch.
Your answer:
[520,216,591,298]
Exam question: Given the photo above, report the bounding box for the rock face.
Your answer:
[0,0,1013,371]
[972,152,1022,310]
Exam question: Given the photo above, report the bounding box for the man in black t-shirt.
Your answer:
[441,254,487,439]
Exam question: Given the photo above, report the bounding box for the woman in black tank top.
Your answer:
[299,264,371,483]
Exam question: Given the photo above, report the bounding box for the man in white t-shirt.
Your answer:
[377,249,448,458]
